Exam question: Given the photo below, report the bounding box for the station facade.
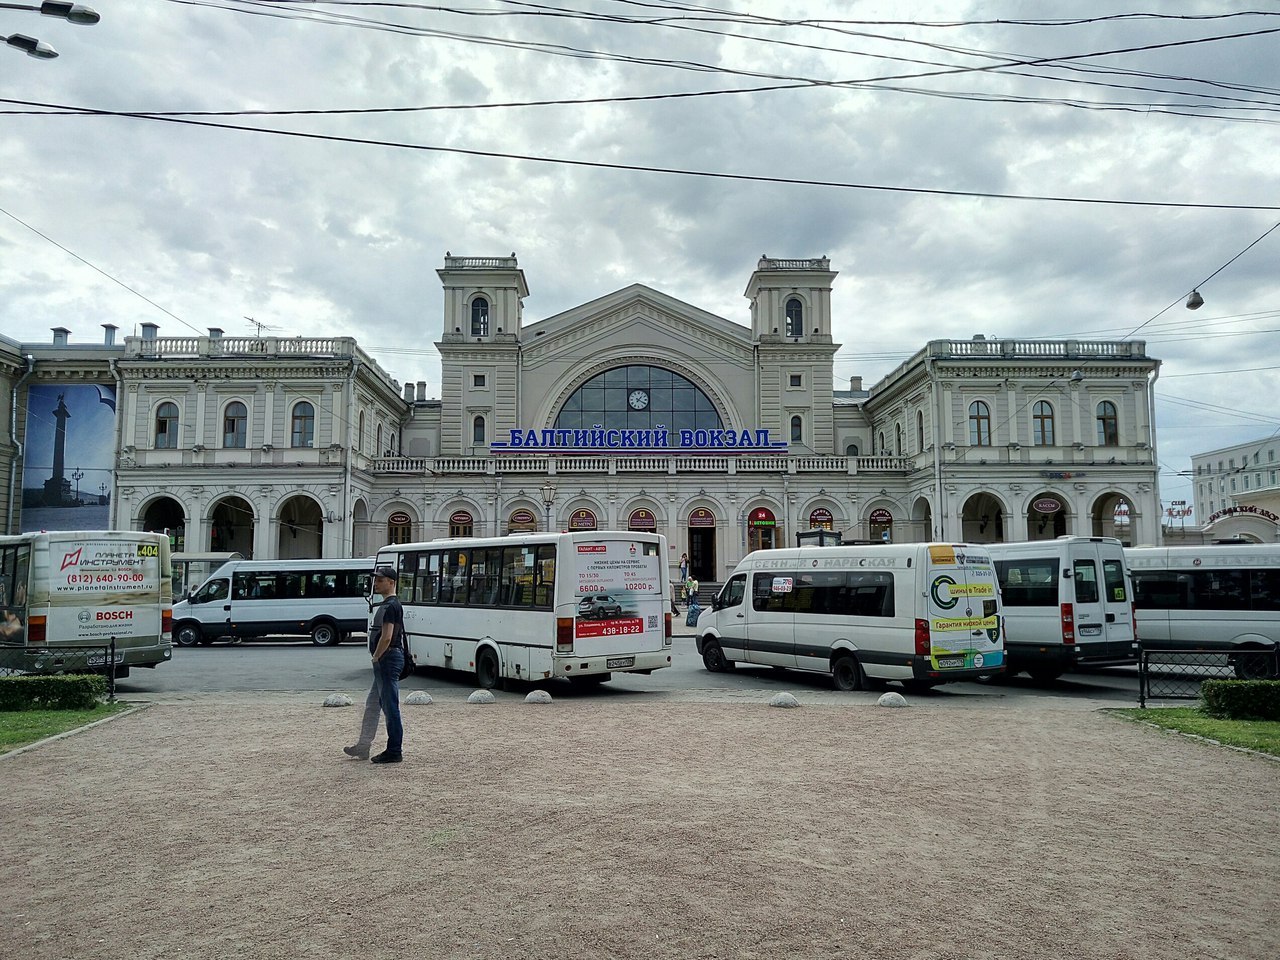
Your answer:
[0,255,1164,582]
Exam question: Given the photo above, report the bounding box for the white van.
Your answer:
[1125,543,1280,679]
[696,542,1005,690]
[170,558,374,646]
[987,536,1137,681]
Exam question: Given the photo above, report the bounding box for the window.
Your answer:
[789,374,802,388]
[895,423,903,456]
[472,373,486,388]
[916,411,924,452]
[995,558,1060,607]
[969,400,992,446]
[470,296,490,336]
[376,425,383,455]
[222,401,247,448]
[845,443,859,457]
[387,516,412,544]
[878,431,886,454]
[1231,478,1237,492]
[291,401,315,448]
[790,415,803,442]
[1073,560,1099,604]
[357,412,365,453]
[1096,401,1118,446]
[1032,400,1055,446]
[1102,560,1128,603]
[472,415,486,444]
[751,570,895,617]
[155,402,179,449]
[784,298,803,337]
[553,365,722,436]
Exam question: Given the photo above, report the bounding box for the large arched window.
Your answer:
[553,365,721,436]
[784,297,803,337]
[969,400,992,446]
[472,415,486,444]
[470,296,490,336]
[222,401,247,448]
[1032,400,1055,446]
[1096,401,1119,446]
[291,401,315,448]
[155,402,179,449]
[790,415,803,442]
[845,442,860,457]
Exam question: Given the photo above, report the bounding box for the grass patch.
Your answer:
[0,702,131,755]
[1112,707,1280,757]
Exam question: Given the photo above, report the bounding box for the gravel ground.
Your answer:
[1,696,1276,960]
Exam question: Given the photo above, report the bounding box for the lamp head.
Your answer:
[1186,290,1204,310]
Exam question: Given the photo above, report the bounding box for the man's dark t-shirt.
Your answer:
[369,595,405,654]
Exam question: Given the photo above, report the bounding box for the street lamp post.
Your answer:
[540,481,556,533]
[2,3,100,60]
[71,467,83,503]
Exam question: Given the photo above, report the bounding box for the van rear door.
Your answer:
[1068,544,1135,663]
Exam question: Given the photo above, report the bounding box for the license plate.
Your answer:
[606,657,634,669]
[1078,625,1103,636]
[937,656,966,669]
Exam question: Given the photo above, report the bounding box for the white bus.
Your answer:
[0,530,173,677]
[696,542,1005,690]
[1125,543,1280,679]
[374,531,673,688]
[170,557,374,646]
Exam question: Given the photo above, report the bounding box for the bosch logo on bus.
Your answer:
[96,610,134,621]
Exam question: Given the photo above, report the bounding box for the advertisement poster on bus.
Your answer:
[925,545,1003,672]
[572,539,662,642]
[46,537,164,643]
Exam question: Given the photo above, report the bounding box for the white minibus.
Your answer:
[696,542,1005,690]
[987,536,1138,681]
[1125,543,1280,679]
[374,531,672,688]
[170,558,374,646]
[171,550,243,599]
[0,530,173,677]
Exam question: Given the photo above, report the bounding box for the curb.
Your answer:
[0,701,151,761]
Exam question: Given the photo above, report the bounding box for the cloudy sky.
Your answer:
[1,1,1277,516]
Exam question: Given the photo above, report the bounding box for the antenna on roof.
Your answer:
[244,316,278,337]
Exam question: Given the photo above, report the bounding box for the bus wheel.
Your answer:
[832,654,864,691]
[701,640,733,673]
[476,647,501,689]
[174,623,202,647]
[1233,651,1277,680]
[310,621,341,646]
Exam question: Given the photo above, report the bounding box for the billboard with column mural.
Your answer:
[20,383,117,533]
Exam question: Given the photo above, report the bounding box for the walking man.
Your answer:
[345,565,406,764]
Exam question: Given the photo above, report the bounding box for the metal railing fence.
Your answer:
[1138,644,1279,707]
[0,640,118,701]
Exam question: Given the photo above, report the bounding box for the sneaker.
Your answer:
[370,751,402,764]
[343,745,369,760]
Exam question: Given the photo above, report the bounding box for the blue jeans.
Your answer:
[355,649,404,755]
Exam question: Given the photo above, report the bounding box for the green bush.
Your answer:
[0,674,108,711]
[1201,679,1280,721]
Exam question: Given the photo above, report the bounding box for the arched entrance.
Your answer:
[747,506,777,553]
[567,508,598,531]
[1027,493,1068,541]
[911,497,933,542]
[961,492,1006,544]
[351,499,371,556]
[141,496,186,552]
[1091,492,1135,545]
[508,508,537,534]
[688,507,716,581]
[868,507,893,544]
[279,495,322,558]
[210,496,255,558]
[450,509,475,538]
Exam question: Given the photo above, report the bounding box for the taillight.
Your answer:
[556,617,574,654]
[162,608,173,635]
[914,618,930,656]
[28,615,46,644]
[1131,601,1138,641]
[1060,603,1075,644]
[664,612,671,638]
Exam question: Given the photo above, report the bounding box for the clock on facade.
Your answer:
[628,389,650,410]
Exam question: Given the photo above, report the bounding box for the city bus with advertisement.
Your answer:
[696,542,1004,690]
[373,531,673,688]
[0,530,173,677]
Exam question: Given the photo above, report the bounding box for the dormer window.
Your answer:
[471,296,490,336]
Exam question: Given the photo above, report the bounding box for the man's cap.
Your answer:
[373,565,397,580]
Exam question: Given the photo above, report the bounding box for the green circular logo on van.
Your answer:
[931,575,959,609]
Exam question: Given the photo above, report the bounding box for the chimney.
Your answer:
[51,327,70,346]
[141,323,159,341]
[849,376,862,391]
[402,383,415,402]
[102,324,118,346]
[417,381,427,402]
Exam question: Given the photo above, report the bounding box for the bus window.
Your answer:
[440,550,469,605]
[471,548,503,606]
[1102,559,1128,603]
[1251,569,1280,611]
[533,545,555,608]
[280,573,305,600]
[1073,560,1099,604]
[196,578,230,603]
[501,546,535,607]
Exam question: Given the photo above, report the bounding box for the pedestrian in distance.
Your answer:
[679,552,689,582]
[345,565,406,764]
